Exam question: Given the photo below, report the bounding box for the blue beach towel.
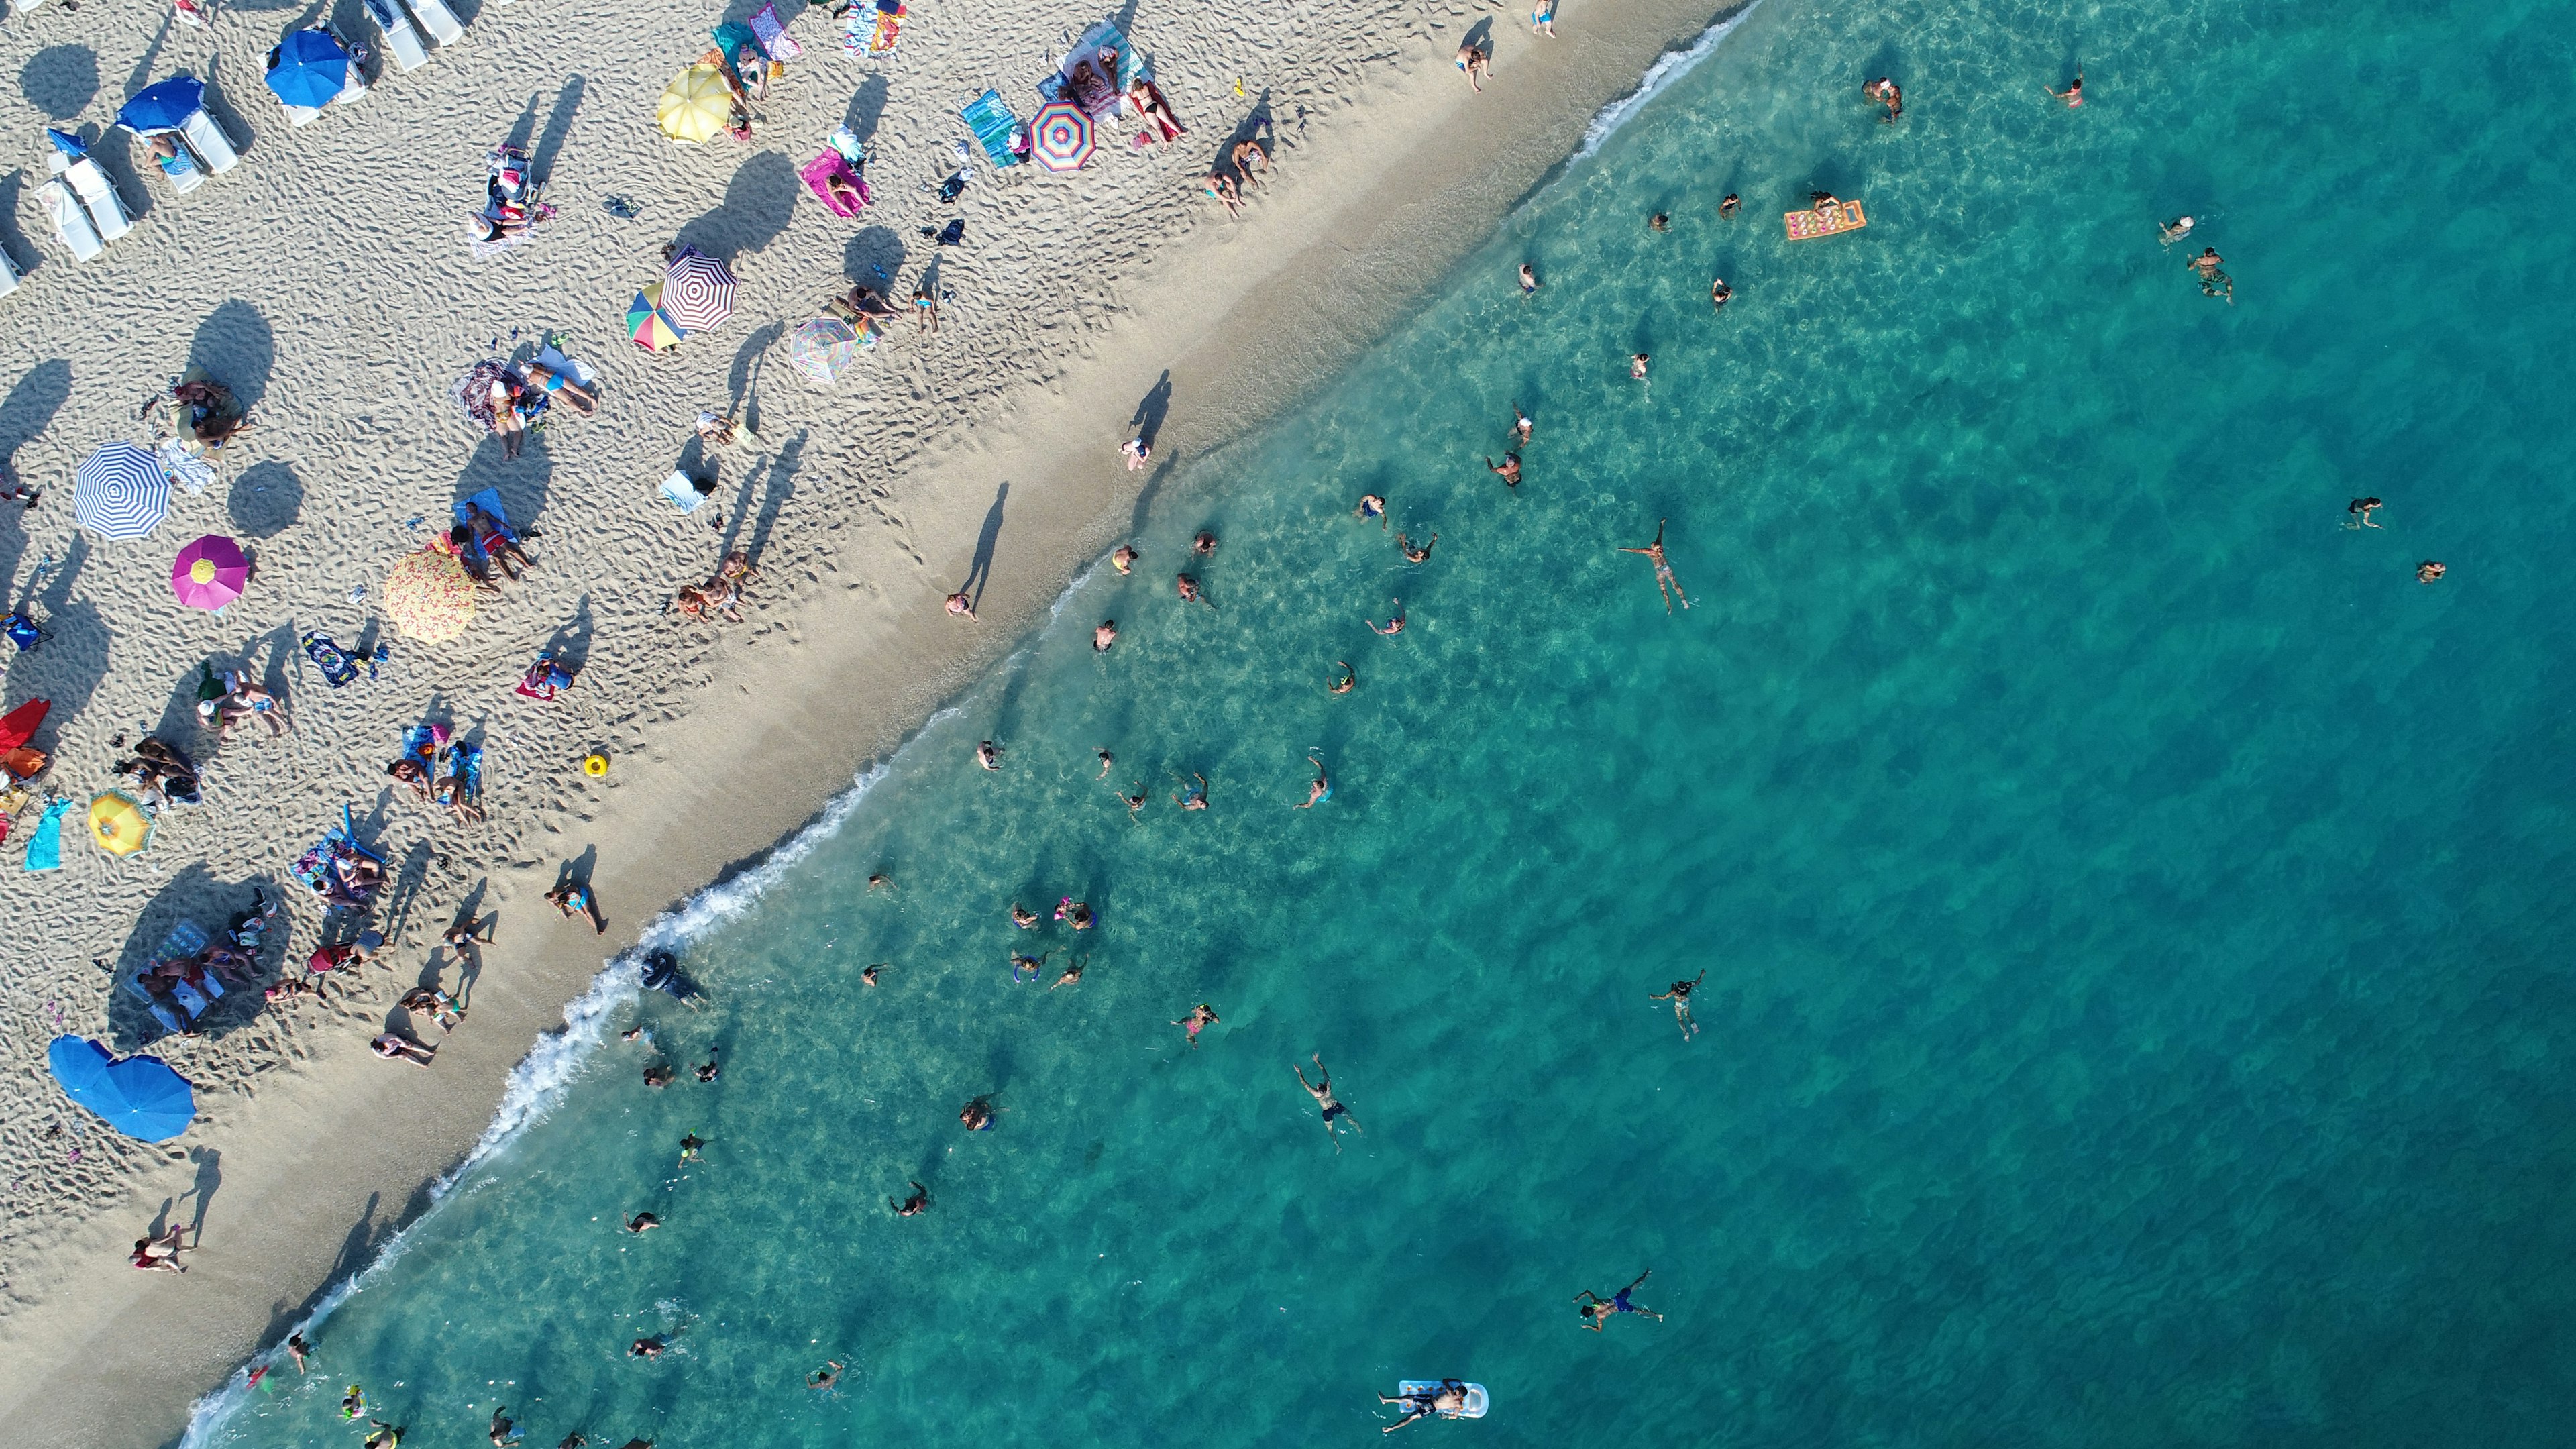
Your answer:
[452,488,527,573]
[959,89,1022,168]
[22,798,67,871]
[302,631,360,688]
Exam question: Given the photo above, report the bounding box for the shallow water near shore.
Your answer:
[191,0,2576,1444]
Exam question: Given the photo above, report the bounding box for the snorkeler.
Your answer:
[1649,969,1706,1040]
[2347,497,2383,529]
[1173,771,1210,810]
[694,1051,720,1083]
[1330,662,1357,695]
[1619,519,1691,614]
[1368,599,1406,636]
[1487,452,1521,488]
[1574,1269,1663,1330]
[1298,755,1332,809]
[1399,531,1437,564]
[1053,955,1088,989]
[1356,494,1387,529]
[892,1181,929,1216]
[1293,1053,1362,1148]
[1173,1003,1219,1047]
[623,1212,662,1233]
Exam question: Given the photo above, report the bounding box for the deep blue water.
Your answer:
[191,0,2576,1445]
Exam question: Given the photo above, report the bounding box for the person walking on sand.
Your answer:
[1173,1003,1219,1046]
[2047,70,2083,107]
[1368,599,1407,636]
[1487,452,1521,488]
[1297,755,1332,809]
[1456,41,1489,92]
[892,1181,929,1215]
[1650,968,1706,1040]
[1620,520,1691,613]
[1574,1269,1664,1330]
[1294,1053,1362,1148]
[1330,662,1357,695]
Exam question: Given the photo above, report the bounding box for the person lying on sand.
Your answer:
[520,360,596,416]
[372,1032,436,1067]
[399,986,464,1031]
[1127,78,1187,142]
[547,880,606,934]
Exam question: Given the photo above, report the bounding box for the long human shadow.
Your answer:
[727,321,783,433]
[741,429,802,568]
[5,537,103,722]
[0,360,71,592]
[960,480,1006,610]
[541,594,595,673]
[531,76,584,182]
[180,1147,222,1238]
[1128,370,1171,449]
[841,74,888,143]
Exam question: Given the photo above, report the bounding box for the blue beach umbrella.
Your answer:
[117,76,207,136]
[47,1036,197,1142]
[265,30,350,109]
[72,442,172,541]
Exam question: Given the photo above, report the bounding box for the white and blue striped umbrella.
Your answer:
[72,443,172,541]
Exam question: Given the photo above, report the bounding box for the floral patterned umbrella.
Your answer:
[382,547,478,643]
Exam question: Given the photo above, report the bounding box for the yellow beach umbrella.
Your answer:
[89,791,153,857]
[658,64,735,144]
[382,547,478,643]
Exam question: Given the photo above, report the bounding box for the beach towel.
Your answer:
[302,631,361,688]
[517,653,574,701]
[849,0,904,56]
[748,2,804,60]
[399,721,449,777]
[158,438,216,493]
[453,487,529,574]
[290,805,382,900]
[21,798,67,871]
[799,150,869,216]
[1038,20,1146,111]
[436,743,482,812]
[959,89,1022,169]
[5,613,41,651]
[712,21,768,89]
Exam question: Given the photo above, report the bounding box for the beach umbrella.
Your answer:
[265,29,350,109]
[657,64,734,144]
[1030,99,1095,172]
[47,1037,195,1142]
[117,76,207,136]
[627,284,685,352]
[89,791,154,857]
[382,547,478,643]
[659,249,737,331]
[786,317,860,386]
[72,442,172,540]
[170,534,250,611]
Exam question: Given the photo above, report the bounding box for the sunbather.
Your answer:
[1201,171,1243,219]
[388,756,433,802]
[371,1032,436,1067]
[1231,139,1268,186]
[399,985,464,1030]
[547,879,606,934]
[519,361,595,416]
[1126,78,1185,141]
[438,750,484,824]
[466,504,537,574]
[487,375,530,459]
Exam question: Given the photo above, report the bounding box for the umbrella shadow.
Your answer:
[5,537,103,722]
[0,359,71,590]
[672,150,798,264]
[843,225,904,290]
[189,300,275,413]
[842,74,889,144]
[0,173,36,286]
[456,431,553,535]
[20,45,101,120]
[1128,369,1171,449]
[374,838,435,954]
[228,460,303,537]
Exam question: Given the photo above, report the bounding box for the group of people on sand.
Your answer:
[386,722,486,824]
[1201,136,1269,219]
[197,663,286,739]
[672,551,758,624]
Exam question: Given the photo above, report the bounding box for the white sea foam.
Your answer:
[176,756,896,1448]
[1572,1,1765,162]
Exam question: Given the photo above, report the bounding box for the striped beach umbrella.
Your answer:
[382,547,478,643]
[786,317,860,386]
[627,284,685,352]
[1030,100,1094,172]
[659,248,737,331]
[73,443,172,540]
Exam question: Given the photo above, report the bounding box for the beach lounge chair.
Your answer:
[959,89,1023,168]
[123,922,214,1036]
[0,246,19,299]
[38,180,103,262]
[179,109,241,172]
[405,0,466,46]
[48,153,133,244]
[364,0,431,73]
[145,142,206,195]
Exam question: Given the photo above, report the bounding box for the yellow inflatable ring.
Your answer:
[582,753,609,777]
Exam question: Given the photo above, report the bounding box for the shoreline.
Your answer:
[0,3,1752,1445]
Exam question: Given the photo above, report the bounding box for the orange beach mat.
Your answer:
[1785,200,1867,240]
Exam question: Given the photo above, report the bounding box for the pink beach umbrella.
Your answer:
[170,534,250,611]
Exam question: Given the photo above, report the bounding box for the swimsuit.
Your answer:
[1322,1102,1347,1121]
[1612,1289,1642,1313]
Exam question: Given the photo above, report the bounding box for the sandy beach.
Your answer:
[0,0,1734,1442]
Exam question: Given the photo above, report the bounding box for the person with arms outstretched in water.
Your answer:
[1173,771,1210,810]
[1487,451,1520,488]
[1574,1269,1664,1330]
[1368,599,1406,636]
[1297,755,1332,809]
[1294,1053,1362,1148]
[808,1360,844,1391]
[1052,954,1087,989]
[1173,1003,1219,1047]
[1650,969,1705,1040]
[1379,1380,1470,1434]
[1399,531,1436,564]
[1620,519,1690,613]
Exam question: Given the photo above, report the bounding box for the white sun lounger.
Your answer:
[50,153,133,242]
[39,179,104,262]
[405,0,466,47]
[179,109,241,173]
[0,248,21,299]
[365,0,431,72]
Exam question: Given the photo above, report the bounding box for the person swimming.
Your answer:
[1518,262,1538,295]
[1356,494,1387,529]
[1368,599,1406,636]
[1012,950,1051,983]
[1057,898,1095,930]
[2347,497,2383,529]
[1487,452,1521,488]
[1298,755,1332,809]
[1399,532,1436,565]
[1719,193,1740,218]
[960,1095,997,1130]
[1293,1053,1361,1148]
[1173,771,1210,810]
[2417,560,2446,583]
[2159,215,2196,245]
[808,1360,845,1390]
[891,1181,928,1215]
[1630,352,1650,381]
[1711,277,1732,311]
[2047,70,2084,107]
[1574,1269,1663,1330]
[1176,572,1213,607]
[1648,212,1670,233]
[678,1133,704,1164]
[1619,519,1691,614]
[1112,544,1138,574]
[694,1051,720,1083]
[1866,75,1902,121]
[976,740,1004,771]
[1172,1003,1219,1047]
[1649,969,1706,1040]
[1052,954,1088,989]
[1012,902,1041,929]
[1330,662,1357,696]
[1094,619,1118,653]
[1510,403,1533,444]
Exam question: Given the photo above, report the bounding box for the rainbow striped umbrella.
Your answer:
[786,317,860,386]
[1030,99,1094,172]
[627,283,684,351]
[660,248,737,331]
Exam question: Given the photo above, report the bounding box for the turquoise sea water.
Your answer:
[191,0,2576,1444]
